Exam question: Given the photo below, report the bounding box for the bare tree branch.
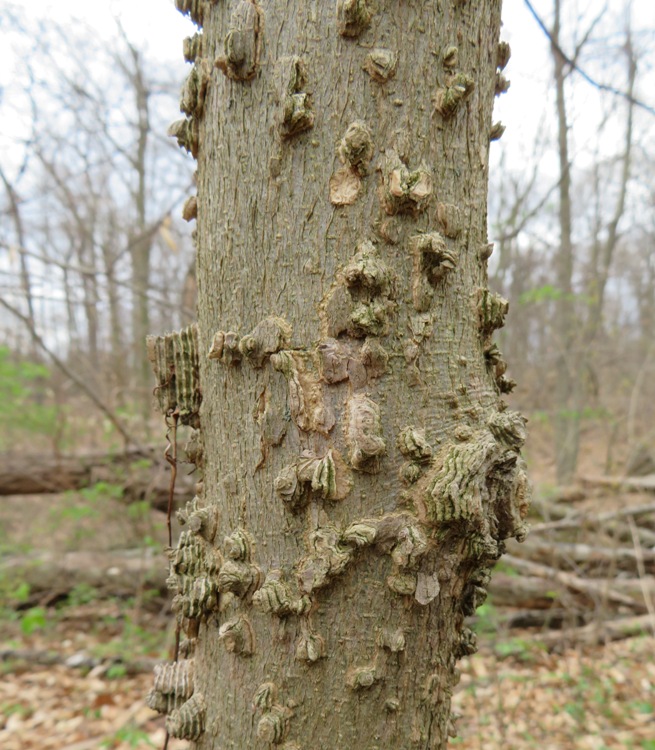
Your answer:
[524,0,655,116]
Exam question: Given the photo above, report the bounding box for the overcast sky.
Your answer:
[1,0,654,190]
[3,0,653,155]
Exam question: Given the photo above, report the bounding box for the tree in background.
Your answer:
[489,1,647,483]
[0,9,194,432]
[147,1,529,747]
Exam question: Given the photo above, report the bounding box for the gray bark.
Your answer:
[151,2,526,748]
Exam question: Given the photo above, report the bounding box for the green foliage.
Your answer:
[65,582,99,607]
[563,700,586,724]
[100,724,155,748]
[92,618,168,660]
[105,663,128,679]
[519,284,563,304]
[1,701,32,719]
[51,482,125,546]
[557,405,611,421]
[519,285,593,306]
[493,559,519,577]
[493,637,544,662]
[474,601,499,635]
[129,458,153,471]
[11,582,31,603]
[530,409,551,425]
[57,503,100,522]
[19,606,47,635]
[0,581,33,625]
[80,482,124,502]
[0,346,58,448]
[127,499,150,521]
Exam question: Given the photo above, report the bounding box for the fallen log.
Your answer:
[494,607,583,629]
[0,549,168,601]
[488,573,571,609]
[0,450,152,495]
[0,450,196,511]
[579,473,655,492]
[0,647,159,675]
[507,538,655,570]
[518,614,655,651]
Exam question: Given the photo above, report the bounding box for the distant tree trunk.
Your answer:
[80,238,100,362]
[123,42,154,414]
[551,4,635,484]
[551,0,580,485]
[0,166,37,356]
[149,2,529,748]
[101,216,127,406]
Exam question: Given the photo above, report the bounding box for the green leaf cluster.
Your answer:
[0,346,57,446]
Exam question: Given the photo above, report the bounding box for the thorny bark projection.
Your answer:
[149,1,527,749]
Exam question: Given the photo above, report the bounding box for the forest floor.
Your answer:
[1,603,653,750]
[1,420,654,749]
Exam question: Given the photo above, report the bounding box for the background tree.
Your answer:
[147,1,529,747]
[0,8,195,437]
[488,0,651,483]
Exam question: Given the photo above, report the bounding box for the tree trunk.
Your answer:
[150,2,527,748]
[101,215,128,406]
[551,0,580,486]
[125,41,154,418]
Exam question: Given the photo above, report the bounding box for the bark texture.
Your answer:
[151,1,524,748]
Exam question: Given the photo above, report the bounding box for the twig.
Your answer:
[530,501,655,534]
[162,407,180,750]
[523,0,655,116]
[515,613,655,652]
[164,408,179,549]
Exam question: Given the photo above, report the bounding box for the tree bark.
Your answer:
[151,2,524,748]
